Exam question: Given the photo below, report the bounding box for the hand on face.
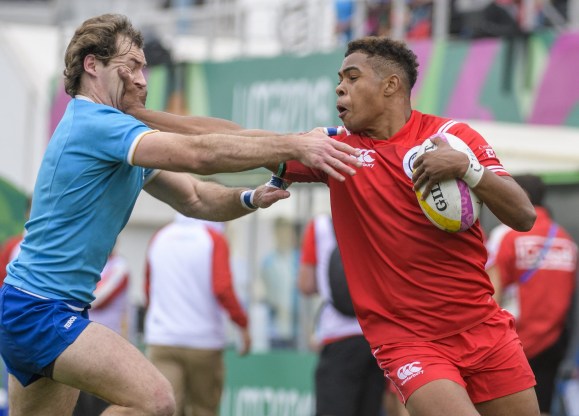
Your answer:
[117,66,147,113]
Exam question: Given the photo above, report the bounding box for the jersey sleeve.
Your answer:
[300,220,317,266]
[84,104,154,166]
[208,228,248,328]
[283,160,329,184]
[449,123,510,177]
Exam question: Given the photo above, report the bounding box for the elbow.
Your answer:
[184,154,220,175]
[510,207,537,232]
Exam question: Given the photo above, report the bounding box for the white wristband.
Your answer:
[240,190,258,210]
[462,153,484,188]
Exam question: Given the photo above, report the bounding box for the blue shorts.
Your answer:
[0,284,91,386]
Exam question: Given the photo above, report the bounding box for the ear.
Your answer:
[383,74,401,97]
[83,54,98,76]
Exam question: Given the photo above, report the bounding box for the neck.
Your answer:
[359,105,412,141]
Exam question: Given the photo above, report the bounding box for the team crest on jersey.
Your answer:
[402,146,421,179]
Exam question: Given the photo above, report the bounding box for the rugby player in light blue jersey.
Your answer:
[0,13,360,416]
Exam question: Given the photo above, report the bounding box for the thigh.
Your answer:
[8,374,79,416]
[406,379,479,416]
[53,322,173,411]
[475,387,539,416]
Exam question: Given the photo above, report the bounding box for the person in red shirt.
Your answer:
[486,174,578,416]
[270,36,539,415]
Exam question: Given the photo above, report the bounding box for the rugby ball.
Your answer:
[414,133,482,233]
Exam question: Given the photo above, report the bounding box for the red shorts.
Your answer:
[373,309,536,404]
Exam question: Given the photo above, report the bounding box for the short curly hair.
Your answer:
[345,37,419,92]
[63,14,144,97]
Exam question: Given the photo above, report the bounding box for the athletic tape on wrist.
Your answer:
[322,126,345,136]
[462,153,484,188]
[240,190,258,210]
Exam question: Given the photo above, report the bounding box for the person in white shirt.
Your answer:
[144,214,250,416]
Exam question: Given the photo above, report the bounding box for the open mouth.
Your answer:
[336,105,348,118]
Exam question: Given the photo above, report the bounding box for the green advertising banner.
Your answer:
[187,51,345,133]
[220,350,316,416]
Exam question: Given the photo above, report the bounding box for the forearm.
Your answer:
[183,181,252,221]
[473,173,536,231]
[129,107,243,135]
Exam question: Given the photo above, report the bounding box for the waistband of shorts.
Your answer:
[8,285,90,311]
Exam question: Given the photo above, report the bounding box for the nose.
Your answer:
[335,82,345,97]
[134,70,147,88]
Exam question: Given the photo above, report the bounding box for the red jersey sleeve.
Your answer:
[448,123,510,177]
[284,160,329,184]
[300,220,317,266]
[208,228,248,328]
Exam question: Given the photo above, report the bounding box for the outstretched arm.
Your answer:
[119,67,274,136]
[144,170,290,221]
[121,67,361,181]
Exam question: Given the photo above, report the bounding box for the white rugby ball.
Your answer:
[414,133,482,233]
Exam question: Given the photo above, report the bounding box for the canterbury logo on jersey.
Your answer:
[397,361,423,385]
[356,149,376,167]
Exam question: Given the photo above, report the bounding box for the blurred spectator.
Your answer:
[73,249,131,416]
[365,0,432,40]
[144,214,250,416]
[486,174,578,416]
[366,0,391,36]
[335,0,356,44]
[259,216,301,349]
[456,0,523,39]
[299,214,386,416]
[0,196,30,416]
[406,0,433,39]
[90,250,131,337]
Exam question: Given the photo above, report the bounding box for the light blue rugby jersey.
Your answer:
[6,98,157,304]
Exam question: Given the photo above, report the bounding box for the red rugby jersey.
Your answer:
[285,110,509,347]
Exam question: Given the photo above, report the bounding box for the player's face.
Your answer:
[96,37,147,109]
[336,52,388,133]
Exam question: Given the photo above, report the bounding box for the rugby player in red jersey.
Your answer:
[273,37,539,416]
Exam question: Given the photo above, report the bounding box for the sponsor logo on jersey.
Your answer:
[396,361,423,385]
[356,149,376,168]
[64,316,77,330]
